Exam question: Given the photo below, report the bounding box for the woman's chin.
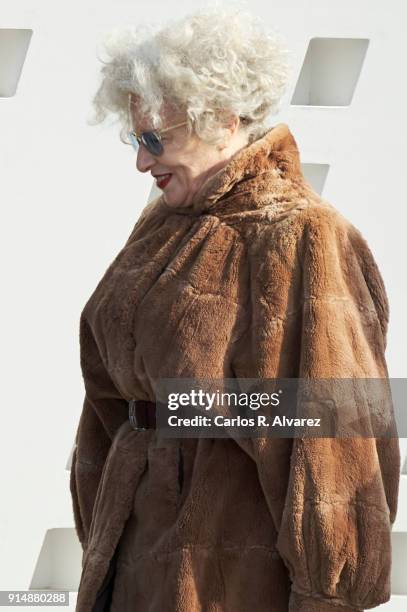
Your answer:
[163,190,190,209]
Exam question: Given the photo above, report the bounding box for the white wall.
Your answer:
[1,1,406,610]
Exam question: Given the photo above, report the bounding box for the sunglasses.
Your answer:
[128,121,188,156]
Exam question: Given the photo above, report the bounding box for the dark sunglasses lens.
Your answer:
[142,132,163,156]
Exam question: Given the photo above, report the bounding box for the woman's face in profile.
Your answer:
[129,94,232,208]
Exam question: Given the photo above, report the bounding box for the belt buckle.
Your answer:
[128,399,147,431]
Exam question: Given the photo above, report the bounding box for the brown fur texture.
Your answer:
[70,123,400,611]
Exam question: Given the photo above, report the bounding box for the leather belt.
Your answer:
[128,399,156,430]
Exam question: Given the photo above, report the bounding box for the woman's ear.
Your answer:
[228,115,240,135]
[216,115,241,151]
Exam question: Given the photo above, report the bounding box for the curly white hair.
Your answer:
[88,1,293,146]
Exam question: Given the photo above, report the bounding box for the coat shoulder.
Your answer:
[285,200,390,343]
[226,199,358,257]
[232,198,389,343]
[251,199,377,263]
[284,199,356,241]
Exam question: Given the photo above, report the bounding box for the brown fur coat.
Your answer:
[70,123,400,611]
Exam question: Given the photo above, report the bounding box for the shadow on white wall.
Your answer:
[291,37,370,106]
[0,29,32,97]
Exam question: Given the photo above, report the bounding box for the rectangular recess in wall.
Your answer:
[30,528,82,591]
[66,443,76,471]
[0,29,33,97]
[291,38,369,106]
[391,532,407,595]
[301,163,329,196]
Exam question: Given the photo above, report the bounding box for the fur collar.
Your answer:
[157,123,310,218]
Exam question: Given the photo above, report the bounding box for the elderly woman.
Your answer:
[70,5,400,612]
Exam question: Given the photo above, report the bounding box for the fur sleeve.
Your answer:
[70,313,128,556]
[69,198,163,557]
[272,213,400,611]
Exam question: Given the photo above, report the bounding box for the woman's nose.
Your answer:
[136,144,156,172]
